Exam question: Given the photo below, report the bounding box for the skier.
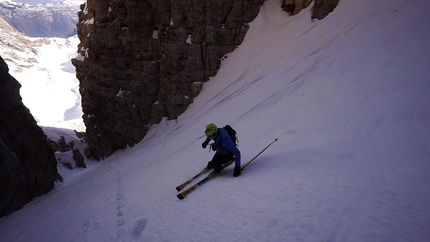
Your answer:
[202,123,241,177]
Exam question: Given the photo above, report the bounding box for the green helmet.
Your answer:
[204,123,217,137]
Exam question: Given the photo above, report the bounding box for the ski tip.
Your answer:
[175,187,181,192]
[177,194,185,200]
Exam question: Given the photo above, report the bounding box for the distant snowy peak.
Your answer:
[0,0,84,38]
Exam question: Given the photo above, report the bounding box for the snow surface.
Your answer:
[1,0,430,241]
[16,36,85,130]
[0,33,85,131]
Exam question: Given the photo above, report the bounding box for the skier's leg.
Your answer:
[212,153,234,173]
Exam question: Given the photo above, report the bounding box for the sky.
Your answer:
[0,0,429,241]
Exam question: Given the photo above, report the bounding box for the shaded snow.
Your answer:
[0,0,429,241]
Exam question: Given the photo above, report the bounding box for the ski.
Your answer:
[176,172,214,199]
[177,159,234,200]
[176,167,211,192]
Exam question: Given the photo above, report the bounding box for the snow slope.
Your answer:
[1,0,430,241]
[15,36,84,130]
[0,29,84,130]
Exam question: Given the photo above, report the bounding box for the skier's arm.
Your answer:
[202,137,210,148]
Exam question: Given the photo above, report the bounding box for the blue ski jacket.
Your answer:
[204,128,241,167]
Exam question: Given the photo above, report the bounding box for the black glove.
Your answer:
[211,144,217,151]
[202,140,209,149]
[233,166,241,177]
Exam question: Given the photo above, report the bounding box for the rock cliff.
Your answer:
[0,56,61,218]
[282,0,339,18]
[72,0,339,160]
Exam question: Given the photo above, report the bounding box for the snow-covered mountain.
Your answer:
[0,0,84,37]
[0,14,84,130]
[0,0,429,241]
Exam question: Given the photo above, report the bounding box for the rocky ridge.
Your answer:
[0,55,61,218]
[73,0,339,160]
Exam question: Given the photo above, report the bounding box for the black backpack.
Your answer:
[223,125,239,147]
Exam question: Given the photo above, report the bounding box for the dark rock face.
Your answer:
[73,149,86,168]
[281,0,339,18]
[72,0,266,160]
[282,0,313,15]
[312,0,340,20]
[73,0,339,160]
[0,56,60,218]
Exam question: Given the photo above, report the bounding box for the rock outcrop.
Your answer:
[312,0,340,20]
[282,0,313,15]
[72,0,339,160]
[0,56,61,218]
[282,0,339,18]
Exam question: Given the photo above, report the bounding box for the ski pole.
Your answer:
[241,138,278,171]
